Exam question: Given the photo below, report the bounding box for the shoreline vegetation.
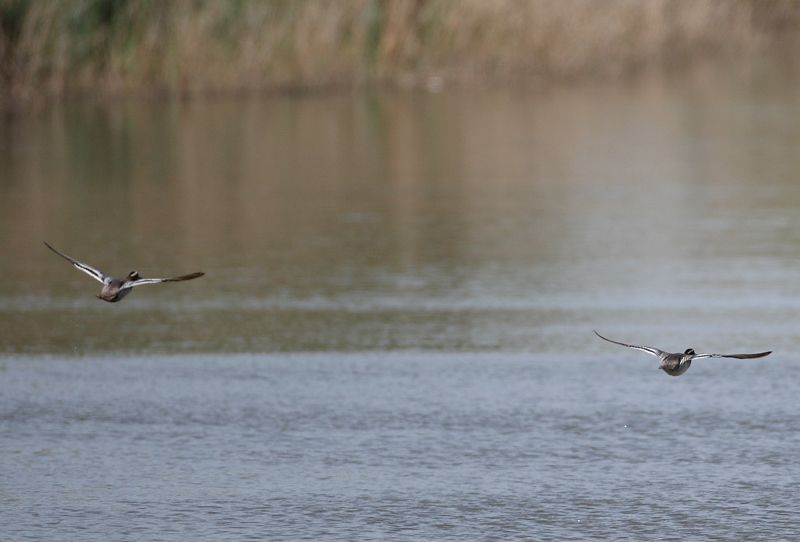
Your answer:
[1,0,799,101]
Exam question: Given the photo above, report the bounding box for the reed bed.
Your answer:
[1,0,798,99]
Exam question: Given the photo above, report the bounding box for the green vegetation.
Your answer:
[1,0,799,99]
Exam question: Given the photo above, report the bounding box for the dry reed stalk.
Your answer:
[1,0,798,100]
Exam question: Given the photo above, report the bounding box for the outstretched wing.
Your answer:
[593,330,664,358]
[44,241,107,284]
[123,272,204,289]
[692,351,772,360]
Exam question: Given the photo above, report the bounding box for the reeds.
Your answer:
[1,0,799,99]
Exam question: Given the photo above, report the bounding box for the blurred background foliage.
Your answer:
[1,0,799,100]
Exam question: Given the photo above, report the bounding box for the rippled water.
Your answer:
[3,64,800,539]
[1,352,798,540]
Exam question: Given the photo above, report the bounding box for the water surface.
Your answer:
[2,65,800,539]
[1,352,798,540]
[2,69,800,353]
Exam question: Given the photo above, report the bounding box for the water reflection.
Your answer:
[2,67,800,353]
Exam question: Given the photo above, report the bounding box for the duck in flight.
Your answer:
[593,330,772,376]
[44,241,204,303]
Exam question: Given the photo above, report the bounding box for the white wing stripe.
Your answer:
[44,242,107,284]
[123,278,166,288]
[593,331,663,358]
[72,262,106,283]
[623,345,662,357]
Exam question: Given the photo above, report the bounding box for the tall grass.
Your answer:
[2,0,799,99]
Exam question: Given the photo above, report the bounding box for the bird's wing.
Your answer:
[593,330,664,357]
[44,241,107,284]
[692,351,772,360]
[123,272,204,288]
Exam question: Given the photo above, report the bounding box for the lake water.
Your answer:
[2,64,800,539]
[2,352,798,541]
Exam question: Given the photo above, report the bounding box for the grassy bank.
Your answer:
[1,0,799,99]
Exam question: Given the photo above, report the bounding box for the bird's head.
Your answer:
[127,271,140,280]
[684,348,696,356]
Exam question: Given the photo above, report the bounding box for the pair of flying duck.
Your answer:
[44,242,772,377]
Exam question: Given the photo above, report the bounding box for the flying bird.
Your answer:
[44,241,204,303]
[593,330,771,376]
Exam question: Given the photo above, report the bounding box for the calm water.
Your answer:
[2,64,800,539]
